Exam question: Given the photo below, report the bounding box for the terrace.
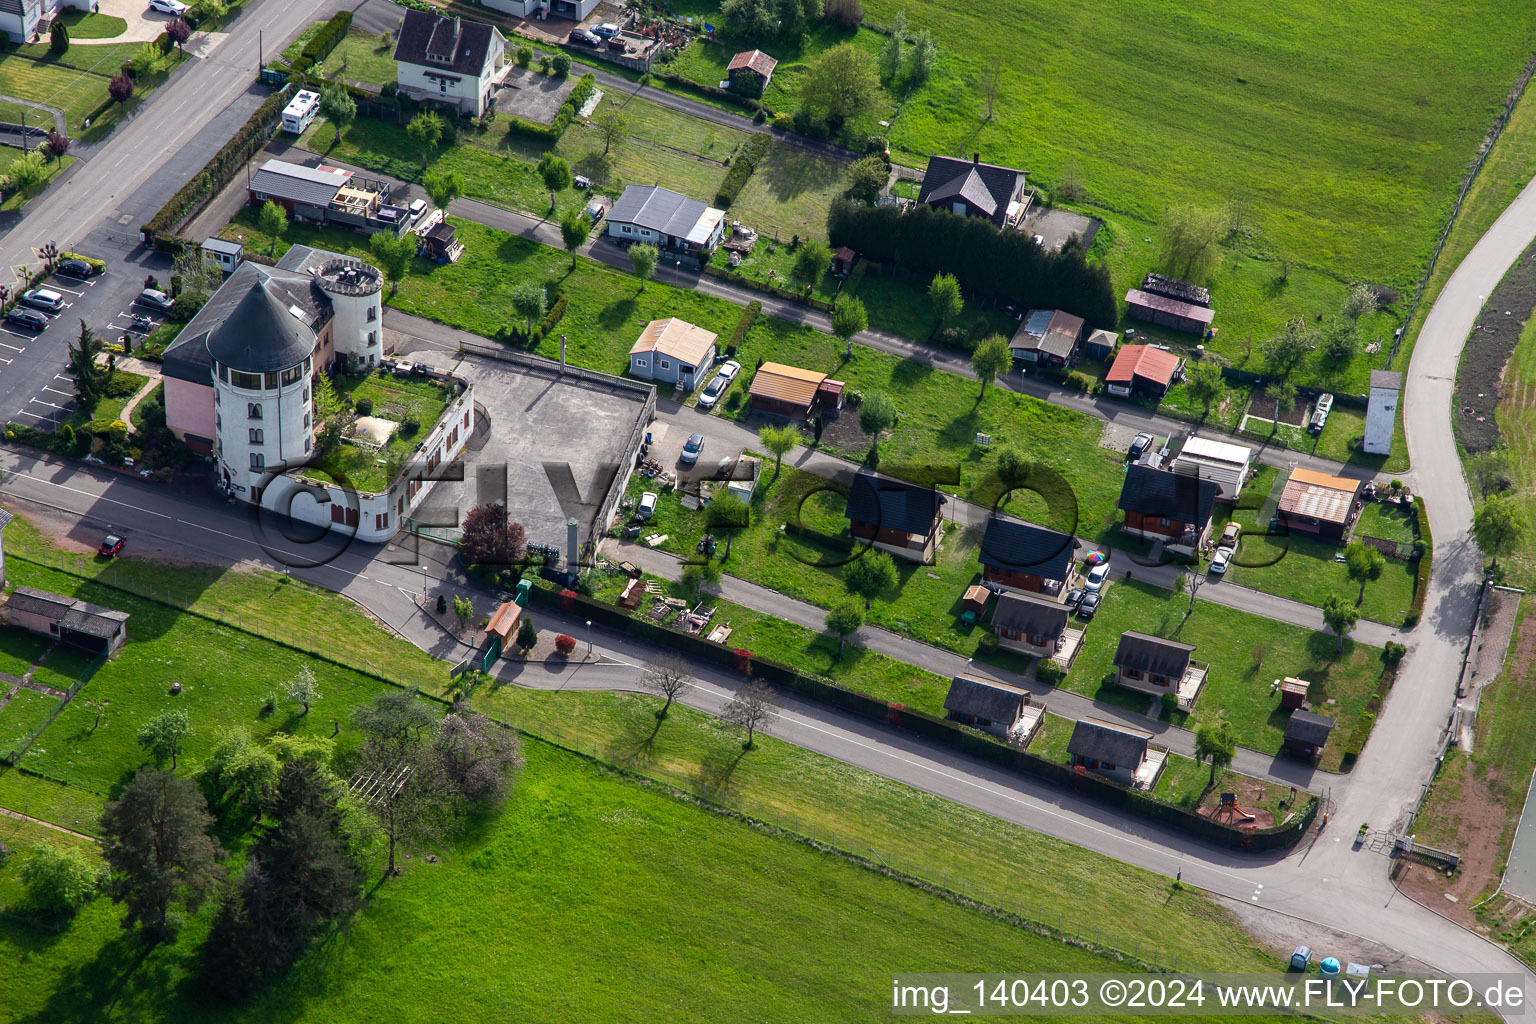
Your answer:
[305,371,455,494]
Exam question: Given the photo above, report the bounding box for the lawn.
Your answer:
[308,371,454,493]
[557,91,747,204]
[0,686,62,753]
[0,628,50,679]
[728,140,852,241]
[847,261,1020,343]
[53,9,128,38]
[1026,711,1075,763]
[1062,579,1383,769]
[0,52,111,126]
[1493,314,1536,588]
[707,235,843,305]
[0,147,74,211]
[65,368,149,429]
[1307,403,1409,473]
[317,28,399,88]
[128,382,163,430]
[29,643,99,694]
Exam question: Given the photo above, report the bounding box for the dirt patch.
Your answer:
[1195,779,1275,829]
[1456,242,1536,453]
[1218,894,1442,977]
[1246,392,1310,425]
[812,411,873,458]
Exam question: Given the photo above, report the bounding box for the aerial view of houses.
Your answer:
[0,0,1531,1018]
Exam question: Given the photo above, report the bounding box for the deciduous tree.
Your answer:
[165,16,191,53]
[640,654,691,718]
[722,679,776,749]
[928,272,962,331]
[846,154,887,202]
[1183,361,1224,417]
[368,231,415,295]
[435,705,523,804]
[137,709,192,769]
[794,238,831,283]
[757,424,799,478]
[285,666,320,716]
[199,727,280,813]
[831,293,867,359]
[406,111,444,167]
[1467,448,1511,502]
[1344,541,1384,604]
[1159,204,1223,280]
[1321,594,1359,656]
[844,549,897,609]
[422,166,462,211]
[799,44,880,127]
[907,27,935,84]
[258,199,286,256]
[1472,495,1530,569]
[1259,318,1313,377]
[706,491,750,559]
[460,502,528,566]
[824,598,863,658]
[1193,713,1235,785]
[560,211,591,269]
[537,152,572,211]
[858,390,896,458]
[108,72,134,112]
[510,280,547,337]
[594,106,629,155]
[970,334,1012,399]
[20,847,97,913]
[629,242,658,292]
[42,131,69,169]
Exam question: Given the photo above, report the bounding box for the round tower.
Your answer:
[313,257,385,371]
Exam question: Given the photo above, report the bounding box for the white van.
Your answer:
[281,90,322,134]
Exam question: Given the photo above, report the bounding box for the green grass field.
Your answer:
[1494,314,1536,588]
[0,686,62,752]
[318,28,399,88]
[0,53,110,124]
[311,372,453,492]
[729,140,851,240]
[0,628,50,680]
[1063,579,1382,769]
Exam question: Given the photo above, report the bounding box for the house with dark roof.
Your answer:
[1117,464,1219,555]
[1111,632,1207,707]
[606,184,727,254]
[1104,344,1183,398]
[8,586,129,654]
[991,592,1073,661]
[943,674,1042,742]
[727,49,777,94]
[978,516,1076,600]
[917,154,1030,229]
[1009,309,1084,367]
[1067,718,1166,789]
[245,159,403,234]
[393,10,506,117]
[1284,710,1334,760]
[845,472,946,563]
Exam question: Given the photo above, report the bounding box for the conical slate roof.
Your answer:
[203,274,316,375]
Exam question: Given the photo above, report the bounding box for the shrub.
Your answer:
[1160,692,1179,718]
[714,133,771,209]
[976,632,999,654]
[355,397,373,415]
[401,417,420,436]
[727,300,761,353]
[773,112,794,130]
[538,288,568,336]
[552,52,571,77]
[1382,642,1406,667]
[21,848,97,913]
[1406,498,1432,626]
[516,44,532,67]
[554,633,576,655]
[1035,660,1064,685]
[1065,371,1097,393]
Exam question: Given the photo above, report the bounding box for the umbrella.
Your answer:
[1084,550,1108,565]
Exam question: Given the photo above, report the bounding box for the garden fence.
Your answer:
[0,651,104,766]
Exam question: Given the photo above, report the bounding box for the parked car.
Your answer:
[148,0,188,13]
[22,288,65,313]
[1084,562,1110,592]
[98,534,126,558]
[408,198,428,219]
[573,175,593,191]
[570,28,602,46]
[5,307,48,330]
[1309,392,1334,434]
[1077,591,1101,618]
[1219,522,1242,548]
[714,360,741,387]
[136,288,174,311]
[1064,587,1085,609]
[583,198,607,223]
[637,492,658,519]
[679,433,705,466]
[1209,546,1232,574]
[697,373,732,410]
[1127,431,1154,461]
[56,258,93,279]
[593,22,621,38]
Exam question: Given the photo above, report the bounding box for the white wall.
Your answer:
[608,222,665,246]
[322,282,383,368]
[215,360,314,495]
[397,62,492,116]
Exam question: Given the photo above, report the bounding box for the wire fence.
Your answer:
[0,651,105,766]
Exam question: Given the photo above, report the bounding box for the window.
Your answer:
[1123,668,1143,680]
[214,388,220,405]
[218,364,229,383]
[622,224,632,234]
[375,513,389,531]
[368,331,377,346]
[304,437,312,453]
[249,428,263,444]
[659,359,670,369]
[367,306,377,322]
[1159,517,1171,527]
[250,453,265,469]
[264,372,279,389]
[216,414,221,430]
[304,386,311,404]
[439,79,448,93]
[282,364,305,385]
[231,370,262,389]
[303,412,311,428]
[247,403,263,419]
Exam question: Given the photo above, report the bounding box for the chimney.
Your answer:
[566,516,580,583]
[973,152,980,165]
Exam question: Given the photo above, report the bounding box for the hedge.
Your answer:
[61,252,105,274]
[703,264,834,312]
[726,299,761,353]
[1406,496,1433,626]
[141,87,289,242]
[301,11,352,65]
[539,289,568,336]
[715,133,770,209]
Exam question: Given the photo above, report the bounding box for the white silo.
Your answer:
[312,256,385,371]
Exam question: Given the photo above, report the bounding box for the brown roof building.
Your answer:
[1104,344,1182,398]
[1277,468,1360,541]
[727,48,777,84]
[748,362,843,420]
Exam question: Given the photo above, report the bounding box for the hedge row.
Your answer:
[647,68,766,117]
[302,11,353,64]
[828,198,1118,329]
[702,264,833,312]
[505,73,595,142]
[1407,496,1433,626]
[539,289,569,336]
[141,87,289,241]
[715,133,770,208]
[530,582,1318,852]
[726,299,761,353]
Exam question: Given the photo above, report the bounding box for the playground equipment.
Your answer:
[1212,792,1257,825]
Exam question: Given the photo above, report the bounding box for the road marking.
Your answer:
[47,283,84,297]
[41,386,72,398]
[0,333,30,345]
[28,398,65,409]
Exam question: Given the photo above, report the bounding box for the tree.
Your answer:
[1344,541,1385,604]
[405,111,444,167]
[510,280,547,337]
[824,0,862,28]
[67,320,107,411]
[1,151,45,194]
[799,44,881,127]
[311,372,345,454]
[452,595,474,634]
[352,705,453,877]
[422,166,461,211]
[858,390,897,458]
[1259,318,1314,376]
[1472,495,1530,568]
[515,44,532,68]
[1342,282,1379,321]
[435,706,523,804]
[907,27,936,84]
[537,152,572,211]
[795,238,832,283]
[1159,204,1223,280]
[165,16,191,53]
[21,847,96,913]
[629,242,658,291]
[1264,380,1296,434]
[258,199,286,256]
[1193,714,1236,786]
[758,424,798,479]
[285,666,320,716]
[705,491,750,560]
[928,272,962,331]
[970,334,1012,399]
[720,0,779,37]
[824,598,863,658]
[138,709,192,769]
[460,501,528,566]
[108,72,134,112]
[368,231,415,295]
[560,211,591,269]
[1321,594,1359,656]
[508,618,535,657]
[981,56,1001,121]
[552,51,571,77]
[831,294,868,359]
[640,655,691,718]
[42,131,69,169]
[846,154,887,203]
[679,560,721,600]
[594,106,629,155]
[99,769,221,939]
[844,549,898,609]
[1317,316,1360,368]
[199,727,280,813]
[995,445,1030,489]
[722,679,776,749]
[779,0,823,36]
[1183,361,1224,417]
[1468,448,1511,502]
[49,18,68,54]
[878,21,903,81]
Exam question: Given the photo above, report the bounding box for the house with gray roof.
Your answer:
[1009,309,1084,367]
[1111,631,1207,707]
[917,153,1030,229]
[991,591,1071,660]
[8,586,128,654]
[1284,710,1334,760]
[979,516,1076,599]
[943,674,1042,743]
[845,472,946,563]
[1067,717,1165,789]
[606,185,727,254]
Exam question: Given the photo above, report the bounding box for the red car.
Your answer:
[98,534,125,558]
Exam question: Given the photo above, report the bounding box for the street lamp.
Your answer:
[585,619,592,655]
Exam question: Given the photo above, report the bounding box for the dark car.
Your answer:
[1077,591,1101,618]
[1064,587,1085,609]
[57,258,93,279]
[5,307,49,330]
[1128,432,1154,461]
[570,28,601,46]
[98,534,125,558]
[679,433,705,466]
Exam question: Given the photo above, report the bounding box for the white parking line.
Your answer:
[53,275,93,286]
[0,333,31,345]
[41,386,72,398]
[28,398,66,409]
[47,283,84,297]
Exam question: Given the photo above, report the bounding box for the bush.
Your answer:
[773,112,794,130]
[401,416,420,436]
[715,133,770,209]
[1382,642,1406,667]
[1065,370,1097,393]
[61,252,105,274]
[21,848,97,913]
[727,300,761,353]
[1035,660,1063,685]
[552,52,571,77]
[538,288,568,336]
[49,19,68,54]
[1406,498,1433,626]
[516,44,532,67]
[554,633,576,656]
[355,397,373,415]
[1160,692,1179,718]
[976,632,999,654]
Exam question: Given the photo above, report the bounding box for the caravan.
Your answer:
[281,90,322,134]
